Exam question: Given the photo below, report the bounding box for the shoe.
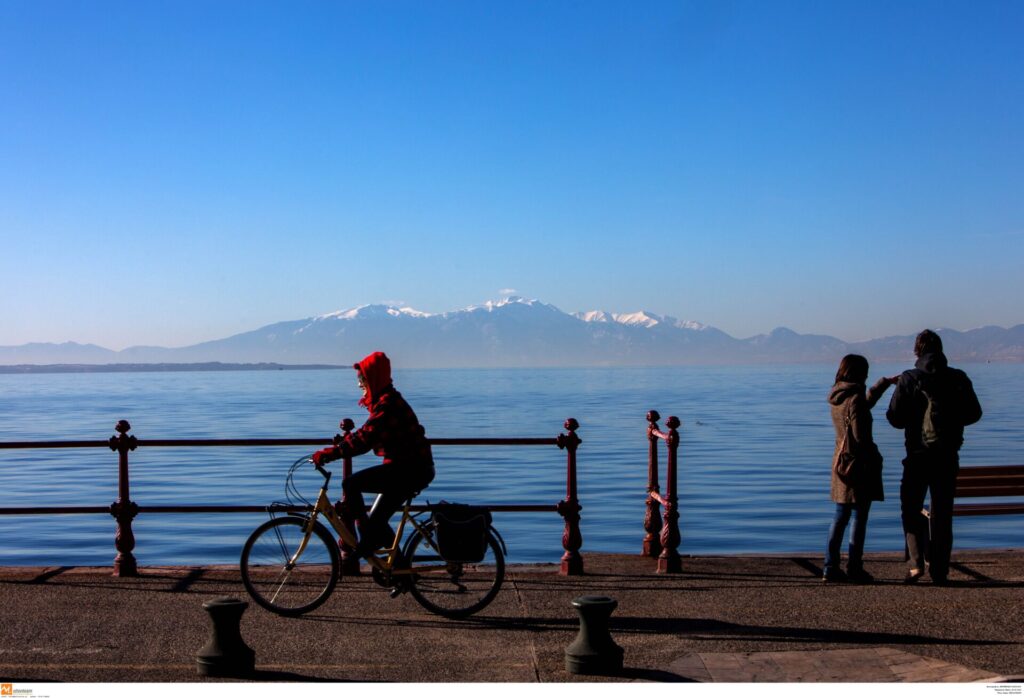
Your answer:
[822,569,848,583]
[904,569,924,584]
[847,568,875,584]
[388,574,412,598]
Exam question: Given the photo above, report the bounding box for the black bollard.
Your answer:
[196,597,256,677]
[565,595,624,675]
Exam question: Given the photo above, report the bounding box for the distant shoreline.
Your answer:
[0,359,1016,374]
[0,362,347,374]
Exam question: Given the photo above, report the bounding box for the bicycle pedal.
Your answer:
[388,586,406,599]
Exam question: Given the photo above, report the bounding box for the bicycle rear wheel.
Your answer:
[405,525,504,618]
[240,516,340,616]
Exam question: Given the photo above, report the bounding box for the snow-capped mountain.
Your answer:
[2,297,1022,367]
[317,305,434,321]
[574,309,709,331]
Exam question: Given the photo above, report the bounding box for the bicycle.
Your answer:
[240,456,506,618]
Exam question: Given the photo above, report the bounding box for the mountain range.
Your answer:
[3,297,1022,367]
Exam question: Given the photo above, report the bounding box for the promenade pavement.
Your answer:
[1,550,1022,683]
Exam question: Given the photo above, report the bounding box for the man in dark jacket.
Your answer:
[313,351,434,555]
[886,330,982,585]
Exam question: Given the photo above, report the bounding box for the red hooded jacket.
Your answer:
[316,352,433,472]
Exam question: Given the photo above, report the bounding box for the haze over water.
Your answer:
[0,364,1020,566]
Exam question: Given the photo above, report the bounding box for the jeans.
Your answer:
[824,501,872,575]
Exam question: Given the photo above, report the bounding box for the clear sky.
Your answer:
[1,1,1022,349]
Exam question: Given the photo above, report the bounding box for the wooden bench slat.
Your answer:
[952,466,1024,517]
[953,502,1024,516]
[956,471,1024,480]
[955,478,1024,490]
[955,484,1024,498]
[956,465,1024,478]
[954,470,1024,481]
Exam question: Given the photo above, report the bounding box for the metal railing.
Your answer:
[643,410,681,573]
[0,417,585,577]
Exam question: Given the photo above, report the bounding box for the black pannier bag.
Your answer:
[431,502,492,563]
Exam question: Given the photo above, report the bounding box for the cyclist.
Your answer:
[312,351,435,556]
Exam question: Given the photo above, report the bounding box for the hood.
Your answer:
[828,380,864,406]
[354,351,392,408]
[915,351,949,374]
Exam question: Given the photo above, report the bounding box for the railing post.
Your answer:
[658,416,682,574]
[334,418,360,576]
[108,420,139,577]
[556,418,584,575]
[643,410,663,558]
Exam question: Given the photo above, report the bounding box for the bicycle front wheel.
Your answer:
[405,526,505,618]
[240,516,340,616]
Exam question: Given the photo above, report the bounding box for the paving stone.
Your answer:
[670,648,1003,683]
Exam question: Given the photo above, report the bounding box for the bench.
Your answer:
[953,465,1024,516]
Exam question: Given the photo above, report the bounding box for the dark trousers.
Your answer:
[900,451,959,579]
[342,462,434,551]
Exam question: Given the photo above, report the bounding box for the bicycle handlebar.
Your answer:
[313,460,333,487]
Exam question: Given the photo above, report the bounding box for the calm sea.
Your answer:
[0,364,1020,566]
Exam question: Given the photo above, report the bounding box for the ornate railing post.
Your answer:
[643,411,663,558]
[334,418,360,575]
[108,420,139,577]
[658,416,682,573]
[556,418,584,576]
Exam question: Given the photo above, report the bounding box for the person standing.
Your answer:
[824,354,896,583]
[886,330,982,585]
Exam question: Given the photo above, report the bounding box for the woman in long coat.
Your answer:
[824,354,896,583]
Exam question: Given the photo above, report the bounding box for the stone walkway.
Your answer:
[1,551,1022,682]
[669,648,1002,683]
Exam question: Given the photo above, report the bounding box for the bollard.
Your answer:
[196,597,256,678]
[565,595,624,675]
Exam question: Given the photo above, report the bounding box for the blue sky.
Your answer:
[1,1,1022,349]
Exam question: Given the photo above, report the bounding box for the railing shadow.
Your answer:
[293,610,1015,649]
[607,617,1015,647]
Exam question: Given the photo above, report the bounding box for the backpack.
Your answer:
[431,502,492,563]
[920,376,958,449]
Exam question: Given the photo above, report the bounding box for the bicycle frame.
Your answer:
[300,463,447,579]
